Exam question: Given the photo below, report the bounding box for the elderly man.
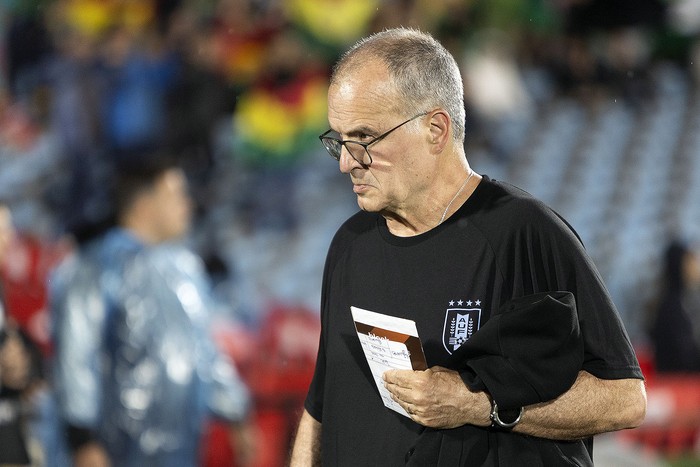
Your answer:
[290,28,645,466]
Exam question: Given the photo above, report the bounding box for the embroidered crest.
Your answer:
[442,300,481,354]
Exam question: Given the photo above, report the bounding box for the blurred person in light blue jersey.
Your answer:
[49,151,252,467]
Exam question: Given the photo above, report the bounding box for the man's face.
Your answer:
[150,168,193,242]
[327,60,433,216]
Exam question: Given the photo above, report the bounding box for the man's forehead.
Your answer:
[334,80,357,101]
[329,74,398,118]
[333,58,393,93]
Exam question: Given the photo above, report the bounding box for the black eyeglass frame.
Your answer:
[318,111,429,165]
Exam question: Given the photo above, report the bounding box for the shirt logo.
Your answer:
[442,300,482,354]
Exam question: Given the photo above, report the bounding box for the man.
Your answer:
[290,28,646,466]
[50,154,251,467]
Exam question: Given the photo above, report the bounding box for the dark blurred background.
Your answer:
[2,0,700,465]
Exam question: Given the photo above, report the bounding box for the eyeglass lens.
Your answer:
[321,137,371,165]
[344,142,371,164]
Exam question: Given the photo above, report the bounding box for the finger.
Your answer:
[384,380,404,398]
[382,369,417,387]
[385,381,420,409]
[394,394,417,417]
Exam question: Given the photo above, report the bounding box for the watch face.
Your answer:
[491,402,523,429]
[498,408,521,424]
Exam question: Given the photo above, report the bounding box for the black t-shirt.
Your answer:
[305,176,643,466]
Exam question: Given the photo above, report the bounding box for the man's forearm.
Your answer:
[290,409,322,466]
[385,367,646,439]
[514,371,647,440]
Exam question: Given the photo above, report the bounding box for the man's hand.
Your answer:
[383,366,491,429]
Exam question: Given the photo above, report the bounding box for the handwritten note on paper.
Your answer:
[351,306,427,417]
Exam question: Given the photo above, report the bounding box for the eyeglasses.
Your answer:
[318,112,428,165]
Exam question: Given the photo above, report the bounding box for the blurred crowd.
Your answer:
[2,0,689,244]
[2,0,700,465]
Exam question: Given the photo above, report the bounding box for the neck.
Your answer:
[121,214,160,245]
[384,167,480,237]
[439,169,474,225]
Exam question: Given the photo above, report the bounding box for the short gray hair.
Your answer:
[331,28,466,143]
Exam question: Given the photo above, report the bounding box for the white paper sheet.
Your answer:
[351,306,427,417]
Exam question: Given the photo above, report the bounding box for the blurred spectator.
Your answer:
[552,0,665,102]
[0,89,68,238]
[233,30,327,166]
[3,0,54,98]
[461,28,534,160]
[49,152,252,467]
[17,12,112,241]
[648,239,700,373]
[564,0,665,33]
[100,22,179,153]
[163,5,240,211]
[284,0,378,56]
[0,201,45,466]
[601,26,655,106]
[232,29,328,231]
[210,0,284,89]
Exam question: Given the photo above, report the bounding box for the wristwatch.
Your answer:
[489,400,523,430]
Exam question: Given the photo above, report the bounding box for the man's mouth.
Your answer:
[352,183,370,194]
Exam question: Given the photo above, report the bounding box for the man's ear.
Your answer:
[428,110,451,153]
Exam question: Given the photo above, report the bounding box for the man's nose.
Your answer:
[339,147,361,174]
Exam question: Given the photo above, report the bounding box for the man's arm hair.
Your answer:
[514,371,647,439]
[289,409,322,466]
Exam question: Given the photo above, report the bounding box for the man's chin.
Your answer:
[356,197,380,213]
